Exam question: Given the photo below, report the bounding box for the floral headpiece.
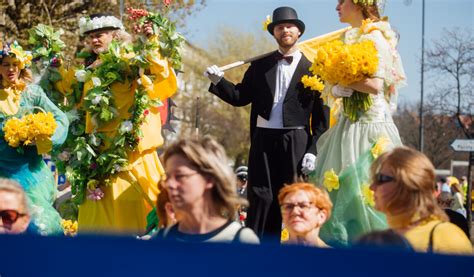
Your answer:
[353,0,386,15]
[0,41,32,69]
[79,15,124,36]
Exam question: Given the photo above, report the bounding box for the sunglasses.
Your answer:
[0,210,26,227]
[374,173,395,185]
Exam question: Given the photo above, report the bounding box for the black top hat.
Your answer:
[267,7,305,37]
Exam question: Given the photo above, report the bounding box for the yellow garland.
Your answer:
[8,43,32,70]
[3,112,57,153]
[323,169,340,192]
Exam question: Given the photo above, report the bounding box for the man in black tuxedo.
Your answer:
[205,6,329,241]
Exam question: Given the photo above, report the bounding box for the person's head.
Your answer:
[369,147,448,229]
[79,14,130,54]
[278,182,332,238]
[461,176,467,183]
[451,182,462,194]
[162,137,246,220]
[437,192,454,209]
[448,176,462,193]
[0,178,30,234]
[0,42,32,86]
[336,0,381,26]
[156,181,177,229]
[267,7,305,51]
[355,229,413,251]
[235,166,248,188]
[440,177,447,184]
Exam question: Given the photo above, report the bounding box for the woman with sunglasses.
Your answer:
[0,42,68,235]
[0,178,31,234]
[279,183,332,247]
[370,147,472,255]
[159,137,259,244]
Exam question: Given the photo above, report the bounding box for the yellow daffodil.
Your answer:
[301,75,325,92]
[262,15,271,31]
[361,183,375,207]
[61,219,78,237]
[371,136,391,159]
[323,169,340,192]
[3,112,56,152]
[281,228,289,242]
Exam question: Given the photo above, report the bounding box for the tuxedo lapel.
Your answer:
[265,53,278,98]
[284,55,310,102]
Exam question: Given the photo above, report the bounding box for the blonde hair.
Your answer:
[278,182,333,220]
[370,147,447,229]
[0,178,29,215]
[162,137,246,220]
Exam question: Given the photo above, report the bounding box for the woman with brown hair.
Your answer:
[312,0,406,246]
[279,183,332,247]
[370,147,472,255]
[160,137,259,244]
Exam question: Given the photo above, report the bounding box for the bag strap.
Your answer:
[427,222,443,253]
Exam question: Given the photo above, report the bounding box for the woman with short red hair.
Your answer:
[279,183,332,247]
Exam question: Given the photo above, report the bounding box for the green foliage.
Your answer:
[28,24,66,60]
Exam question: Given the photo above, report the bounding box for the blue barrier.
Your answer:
[0,235,472,276]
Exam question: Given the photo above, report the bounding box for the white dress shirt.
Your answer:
[256,50,302,129]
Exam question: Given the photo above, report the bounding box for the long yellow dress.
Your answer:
[57,52,177,234]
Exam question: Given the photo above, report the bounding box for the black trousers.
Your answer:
[246,127,308,241]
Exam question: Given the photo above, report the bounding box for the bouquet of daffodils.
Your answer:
[302,39,379,122]
[3,111,57,154]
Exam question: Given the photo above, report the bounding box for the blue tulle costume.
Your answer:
[0,84,69,235]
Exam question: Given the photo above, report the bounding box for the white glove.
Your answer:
[204,65,224,85]
[301,153,317,175]
[331,85,354,98]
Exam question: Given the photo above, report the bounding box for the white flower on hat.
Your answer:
[79,15,124,36]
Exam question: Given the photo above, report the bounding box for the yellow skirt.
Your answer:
[77,149,163,235]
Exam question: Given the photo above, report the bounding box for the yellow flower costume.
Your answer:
[55,41,178,235]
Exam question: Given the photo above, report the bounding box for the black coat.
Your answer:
[209,51,329,155]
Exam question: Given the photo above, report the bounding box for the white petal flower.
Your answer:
[91,77,101,87]
[119,120,133,134]
[92,95,102,105]
[75,69,87,82]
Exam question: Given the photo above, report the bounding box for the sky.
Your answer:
[178,0,474,105]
